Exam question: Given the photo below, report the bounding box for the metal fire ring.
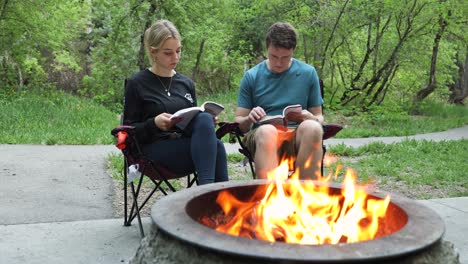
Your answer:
[151,180,445,263]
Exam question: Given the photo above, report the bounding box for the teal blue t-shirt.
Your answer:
[237,59,323,126]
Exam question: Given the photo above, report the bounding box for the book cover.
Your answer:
[171,101,224,130]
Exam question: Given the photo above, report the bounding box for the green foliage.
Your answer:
[198,88,239,123]
[1,0,466,113]
[53,50,82,72]
[77,0,142,110]
[0,0,89,90]
[22,57,48,86]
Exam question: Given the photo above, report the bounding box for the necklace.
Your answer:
[156,75,173,96]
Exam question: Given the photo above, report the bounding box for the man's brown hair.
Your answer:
[266,22,297,50]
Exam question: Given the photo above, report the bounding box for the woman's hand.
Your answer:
[154,113,178,131]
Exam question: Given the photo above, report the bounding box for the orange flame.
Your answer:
[215,157,390,245]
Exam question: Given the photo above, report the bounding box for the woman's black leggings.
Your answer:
[142,112,229,185]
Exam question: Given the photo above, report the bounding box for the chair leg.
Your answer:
[161,177,176,192]
[130,182,145,238]
[188,172,199,187]
[321,144,327,177]
[123,158,129,226]
[127,172,144,225]
[122,159,198,237]
[127,168,169,225]
[237,133,256,179]
[248,159,256,179]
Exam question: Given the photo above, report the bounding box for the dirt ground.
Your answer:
[111,161,253,218]
[111,159,463,218]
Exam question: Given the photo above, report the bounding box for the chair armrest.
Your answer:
[216,122,242,139]
[323,123,344,140]
[111,125,135,137]
[111,125,136,150]
[216,122,343,140]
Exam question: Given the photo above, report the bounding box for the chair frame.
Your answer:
[216,122,343,179]
[111,126,198,237]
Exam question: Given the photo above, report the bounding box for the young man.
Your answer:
[235,22,324,180]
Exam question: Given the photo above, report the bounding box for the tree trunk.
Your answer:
[17,66,23,93]
[414,16,447,102]
[320,0,350,71]
[448,51,468,104]
[302,34,308,65]
[138,2,158,71]
[0,0,9,20]
[192,39,205,81]
[341,0,427,109]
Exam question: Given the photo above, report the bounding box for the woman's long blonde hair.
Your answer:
[144,19,181,64]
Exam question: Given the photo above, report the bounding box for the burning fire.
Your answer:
[213,155,390,245]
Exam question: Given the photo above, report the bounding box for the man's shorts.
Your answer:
[242,127,297,164]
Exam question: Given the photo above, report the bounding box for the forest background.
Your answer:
[1,0,467,198]
[1,0,467,113]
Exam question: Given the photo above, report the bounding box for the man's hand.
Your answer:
[287,110,320,123]
[248,106,266,123]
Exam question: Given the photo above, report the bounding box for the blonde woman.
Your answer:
[124,20,228,184]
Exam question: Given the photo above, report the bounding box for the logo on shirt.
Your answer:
[185,93,194,103]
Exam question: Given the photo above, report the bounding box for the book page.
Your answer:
[201,101,225,116]
[283,104,302,117]
[171,107,202,119]
[258,104,302,127]
[258,115,286,126]
[170,101,224,130]
[171,107,202,129]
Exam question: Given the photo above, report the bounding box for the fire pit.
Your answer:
[130,180,460,264]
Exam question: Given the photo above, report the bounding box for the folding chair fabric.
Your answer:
[111,125,198,237]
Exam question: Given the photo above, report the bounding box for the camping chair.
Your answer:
[215,80,343,179]
[216,122,343,178]
[111,125,198,237]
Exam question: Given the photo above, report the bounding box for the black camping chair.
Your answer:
[111,126,198,237]
[111,78,202,238]
[216,122,343,178]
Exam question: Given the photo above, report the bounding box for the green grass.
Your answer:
[327,139,468,198]
[108,152,125,181]
[325,101,468,138]
[1,90,466,197]
[198,88,239,124]
[3,89,466,144]
[200,90,468,139]
[0,91,118,144]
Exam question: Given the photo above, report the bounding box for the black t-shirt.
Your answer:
[123,69,196,144]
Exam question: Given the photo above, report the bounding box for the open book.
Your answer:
[258,104,302,127]
[171,101,224,130]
